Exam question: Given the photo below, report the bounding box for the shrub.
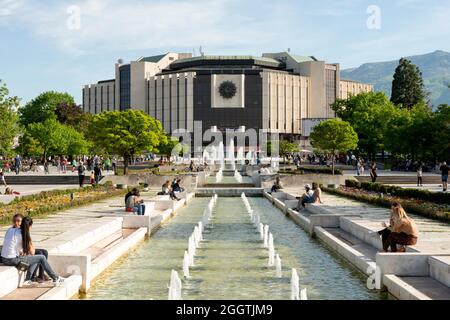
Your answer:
[344,180,450,205]
[323,186,450,222]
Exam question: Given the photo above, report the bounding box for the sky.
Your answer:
[1,0,449,105]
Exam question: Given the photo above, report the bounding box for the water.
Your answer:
[81,197,389,300]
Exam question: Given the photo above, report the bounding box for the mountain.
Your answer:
[341,50,450,107]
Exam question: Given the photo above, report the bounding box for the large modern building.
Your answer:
[82,52,372,143]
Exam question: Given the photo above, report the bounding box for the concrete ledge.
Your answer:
[305,203,332,215]
[37,275,83,300]
[43,217,123,254]
[286,208,311,231]
[90,228,147,280]
[429,256,450,287]
[48,253,91,293]
[0,266,19,298]
[315,226,375,275]
[383,275,432,300]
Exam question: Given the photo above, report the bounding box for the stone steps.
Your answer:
[383,275,450,300]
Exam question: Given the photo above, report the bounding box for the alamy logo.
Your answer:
[67,5,81,30]
[366,5,381,30]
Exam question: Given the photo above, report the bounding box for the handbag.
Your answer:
[16,261,30,272]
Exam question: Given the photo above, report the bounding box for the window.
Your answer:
[119,65,131,111]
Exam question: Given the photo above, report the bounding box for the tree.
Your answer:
[332,92,396,160]
[310,119,358,175]
[22,118,64,160]
[19,91,75,126]
[391,58,427,109]
[0,80,20,156]
[55,102,93,135]
[158,136,190,162]
[89,110,167,174]
[21,118,89,160]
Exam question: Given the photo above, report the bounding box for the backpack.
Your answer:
[77,165,85,175]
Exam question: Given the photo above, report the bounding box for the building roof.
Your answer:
[169,55,284,70]
[139,54,168,63]
[290,54,318,63]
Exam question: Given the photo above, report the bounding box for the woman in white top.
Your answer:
[1,217,64,286]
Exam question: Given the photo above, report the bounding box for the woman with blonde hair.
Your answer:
[378,202,418,252]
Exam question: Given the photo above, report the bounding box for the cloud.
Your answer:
[3,0,282,56]
[0,0,23,16]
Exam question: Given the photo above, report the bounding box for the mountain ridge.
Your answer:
[341,50,450,106]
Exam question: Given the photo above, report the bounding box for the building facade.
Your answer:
[82,52,372,142]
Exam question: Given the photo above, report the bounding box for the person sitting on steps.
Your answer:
[125,189,146,215]
[270,177,283,194]
[1,216,65,286]
[377,202,418,252]
[296,184,314,211]
[159,181,180,201]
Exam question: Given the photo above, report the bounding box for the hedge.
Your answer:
[323,186,450,223]
[279,167,343,175]
[345,180,450,205]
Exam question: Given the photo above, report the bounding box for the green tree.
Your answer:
[332,92,396,160]
[158,136,190,162]
[19,91,75,126]
[0,80,20,155]
[385,103,437,162]
[310,119,358,175]
[21,118,89,160]
[22,118,64,160]
[89,110,167,174]
[391,58,427,109]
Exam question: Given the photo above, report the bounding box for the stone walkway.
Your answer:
[283,187,450,254]
[0,189,159,247]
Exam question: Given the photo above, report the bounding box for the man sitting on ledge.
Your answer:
[376,202,418,252]
[295,183,323,211]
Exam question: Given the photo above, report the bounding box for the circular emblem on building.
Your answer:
[219,81,237,99]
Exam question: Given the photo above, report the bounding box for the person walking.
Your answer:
[94,165,102,185]
[14,155,21,175]
[0,169,7,189]
[440,161,449,192]
[77,161,86,188]
[370,162,378,183]
[417,165,423,187]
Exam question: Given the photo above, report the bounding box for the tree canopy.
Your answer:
[332,92,396,160]
[89,110,167,174]
[20,118,89,160]
[19,91,75,126]
[391,58,427,109]
[0,80,20,156]
[310,119,358,174]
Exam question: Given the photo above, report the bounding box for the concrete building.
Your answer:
[82,52,372,142]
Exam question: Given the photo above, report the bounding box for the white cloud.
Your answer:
[0,0,23,16]
[4,0,280,56]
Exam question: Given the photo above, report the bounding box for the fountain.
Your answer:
[300,288,308,300]
[183,251,190,279]
[263,225,269,248]
[216,167,223,183]
[268,233,275,267]
[259,223,264,240]
[188,236,196,266]
[234,170,243,183]
[237,146,245,165]
[275,254,282,278]
[290,268,300,300]
[168,270,182,300]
